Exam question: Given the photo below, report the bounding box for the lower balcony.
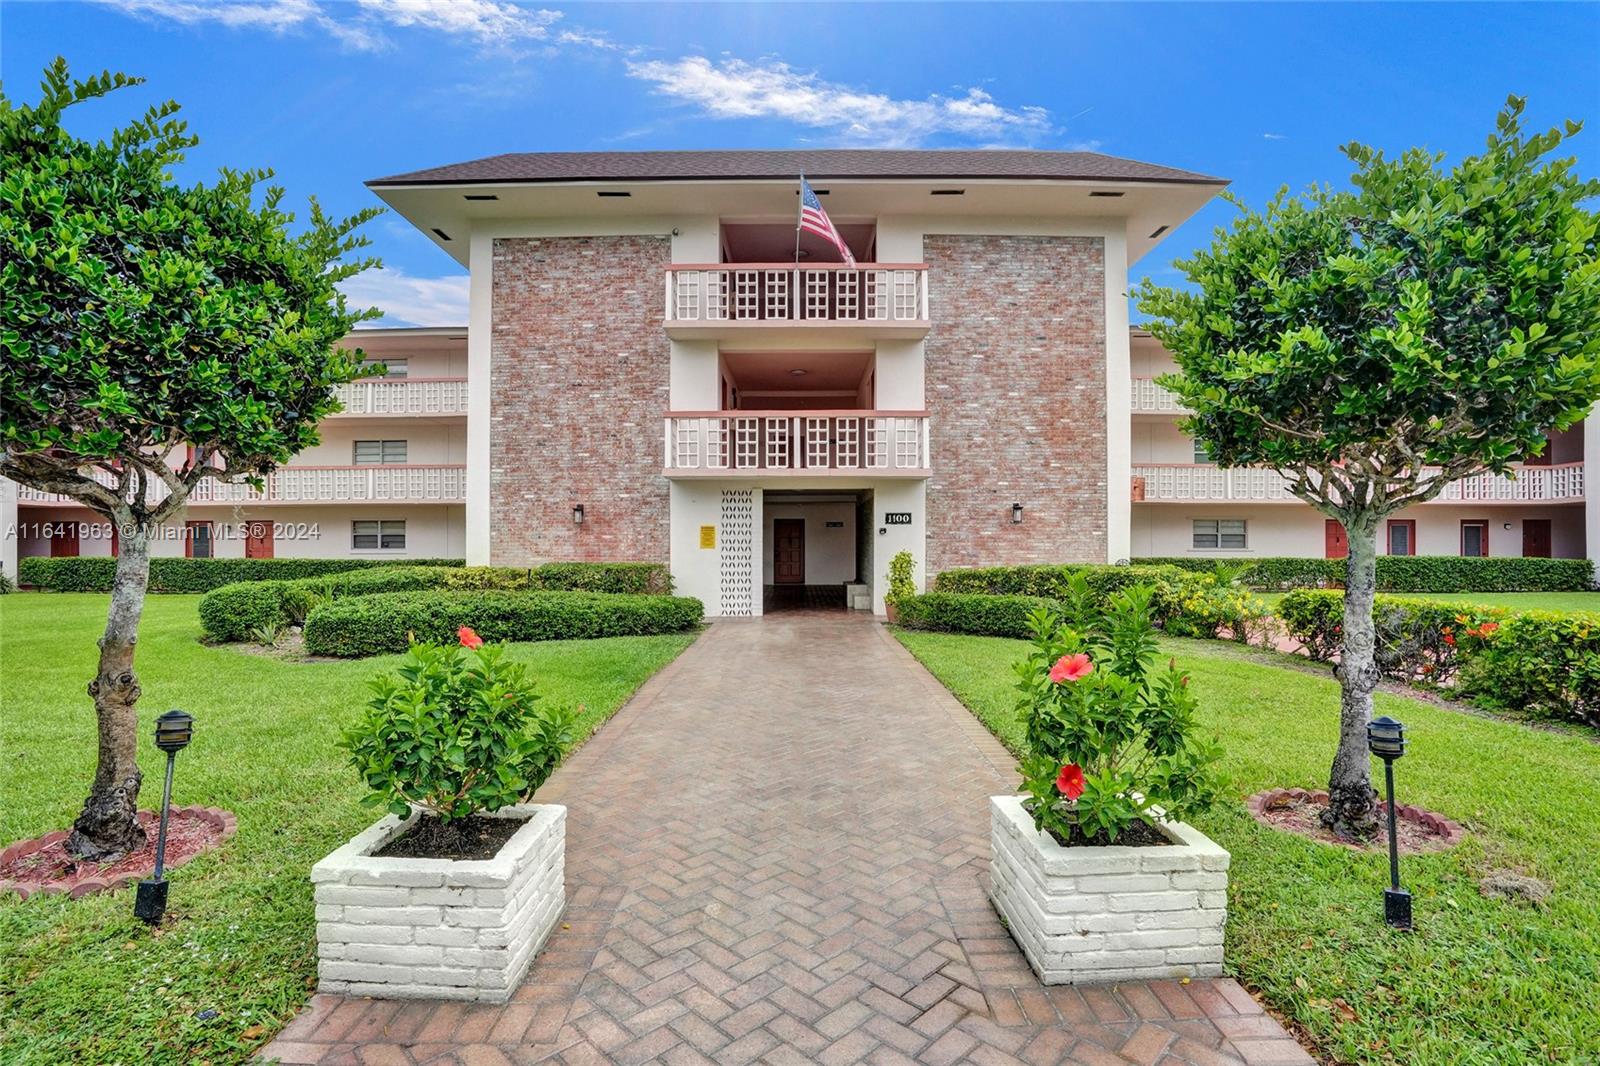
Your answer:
[17,465,466,506]
[1132,462,1585,503]
[664,411,930,478]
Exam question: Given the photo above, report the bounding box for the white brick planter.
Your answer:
[989,795,1228,985]
[311,804,564,1003]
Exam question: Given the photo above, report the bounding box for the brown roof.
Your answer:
[367,149,1224,188]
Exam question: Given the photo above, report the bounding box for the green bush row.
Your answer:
[17,555,465,593]
[896,592,1063,638]
[1275,589,1600,727]
[303,589,704,658]
[935,562,1186,598]
[1133,555,1594,593]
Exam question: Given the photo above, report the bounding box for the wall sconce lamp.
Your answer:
[1011,503,1024,525]
[572,504,585,526]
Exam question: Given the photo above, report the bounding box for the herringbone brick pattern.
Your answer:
[262,616,1313,1065]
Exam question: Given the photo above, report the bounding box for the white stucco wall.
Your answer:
[761,500,857,584]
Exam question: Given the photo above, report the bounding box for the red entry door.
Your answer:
[245,521,274,559]
[773,519,805,585]
[1324,520,1348,559]
[50,524,80,557]
[1522,519,1552,559]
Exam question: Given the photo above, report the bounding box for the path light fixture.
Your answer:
[134,709,194,925]
[572,504,585,526]
[1367,715,1412,931]
[1011,502,1024,524]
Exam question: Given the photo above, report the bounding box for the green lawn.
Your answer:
[895,628,1600,1066]
[1258,590,1600,612]
[0,593,697,1065]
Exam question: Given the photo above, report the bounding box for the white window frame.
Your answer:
[359,358,407,379]
[352,520,406,551]
[1192,517,1248,551]
[1192,437,1214,464]
[353,439,407,465]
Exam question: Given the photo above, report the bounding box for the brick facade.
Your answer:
[923,234,1109,574]
[489,236,671,564]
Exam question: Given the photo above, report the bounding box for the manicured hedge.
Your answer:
[302,590,704,658]
[531,562,673,596]
[1133,555,1594,593]
[18,555,465,593]
[1275,589,1599,727]
[896,592,1063,639]
[934,563,1187,599]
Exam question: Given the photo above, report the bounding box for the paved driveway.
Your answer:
[264,615,1311,1065]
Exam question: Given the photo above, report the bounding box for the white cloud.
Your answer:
[354,0,560,42]
[626,56,1052,147]
[100,0,322,32]
[1263,132,1287,140]
[339,267,469,327]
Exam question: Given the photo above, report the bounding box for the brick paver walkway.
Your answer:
[263,615,1313,1065]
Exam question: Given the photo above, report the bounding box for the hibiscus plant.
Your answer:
[1015,576,1225,845]
[342,627,579,822]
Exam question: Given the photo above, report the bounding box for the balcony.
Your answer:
[1132,462,1584,504]
[331,377,467,417]
[665,411,930,478]
[17,465,466,507]
[665,264,929,339]
[1130,377,1187,414]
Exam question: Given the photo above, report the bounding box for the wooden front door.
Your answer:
[1324,520,1348,559]
[1522,519,1552,559]
[50,524,79,557]
[245,520,274,559]
[773,519,805,585]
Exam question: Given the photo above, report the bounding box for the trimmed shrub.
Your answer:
[896,593,1064,639]
[440,566,536,591]
[302,589,704,658]
[1276,589,1506,684]
[18,555,465,593]
[1457,611,1600,728]
[530,562,672,596]
[1133,555,1593,593]
[199,566,460,641]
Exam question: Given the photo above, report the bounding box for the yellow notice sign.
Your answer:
[699,525,717,549]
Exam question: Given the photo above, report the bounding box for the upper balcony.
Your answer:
[1130,377,1187,414]
[331,377,467,418]
[17,465,466,507]
[665,264,929,340]
[1132,462,1585,504]
[664,410,930,479]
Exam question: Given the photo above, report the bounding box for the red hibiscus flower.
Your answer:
[458,625,484,649]
[1055,763,1086,800]
[1442,632,1456,646]
[1049,653,1094,684]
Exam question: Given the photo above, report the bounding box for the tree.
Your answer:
[0,60,380,859]
[1136,96,1600,839]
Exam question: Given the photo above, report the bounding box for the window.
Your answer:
[353,440,407,465]
[1387,519,1417,556]
[359,359,406,379]
[352,520,406,550]
[1192,518,1247,550]
[1460,520,1489,558]
[186,520,214,559]
[1192,437,1214,464]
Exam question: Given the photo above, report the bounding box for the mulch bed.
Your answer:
[0,806,237,901]
[1246,788,1464,853]
[373,813,524,860]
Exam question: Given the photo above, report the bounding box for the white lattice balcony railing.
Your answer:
[665,411,930,475]
[1130,377,1188,414]
[665,264,928,324]
[1132,462,1584,503]
[16,465,466,506]
[332,377,467,417]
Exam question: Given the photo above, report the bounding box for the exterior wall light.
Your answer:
[1011,503,1024,524]
[135,709,194,925]
[1367,715,1412,930]
[572,504,585,526]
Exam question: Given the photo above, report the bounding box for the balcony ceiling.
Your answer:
[723,349,872,392]
[722,222,876,265]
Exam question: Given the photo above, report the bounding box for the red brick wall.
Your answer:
[489,236,670,564]
[923,235,1108,574]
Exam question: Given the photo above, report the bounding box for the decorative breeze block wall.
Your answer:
[312,804,564,1003]
[989,795,1228,985]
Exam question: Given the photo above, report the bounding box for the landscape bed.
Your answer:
[895,627,1600,1066]
[0,593,696,1065]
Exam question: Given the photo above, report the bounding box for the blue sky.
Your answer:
[5,1,1597,325]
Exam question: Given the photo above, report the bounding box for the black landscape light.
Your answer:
[1367,715,1411,931]
[134,710,194,925]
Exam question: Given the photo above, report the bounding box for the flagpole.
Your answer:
[794,173,803,267]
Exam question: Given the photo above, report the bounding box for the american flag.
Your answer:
[798,175,855,267]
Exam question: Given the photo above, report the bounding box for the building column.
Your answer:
[1586,410,1599,579]
[1,478,17,584]
[464,232,494,565]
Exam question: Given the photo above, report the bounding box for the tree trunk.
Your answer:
[64,523,151,861]
[1324,513,1381,840]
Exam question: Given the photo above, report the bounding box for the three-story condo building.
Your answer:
[364,149,1224,615]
